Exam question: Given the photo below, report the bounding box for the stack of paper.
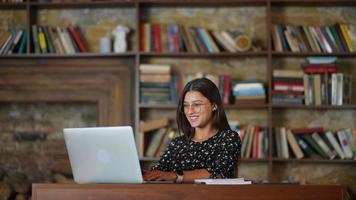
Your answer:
[194,178,252,185]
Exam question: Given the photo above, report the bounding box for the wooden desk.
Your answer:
[32,183,348,200]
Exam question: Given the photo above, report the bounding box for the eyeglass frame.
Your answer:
[182,101,212,113]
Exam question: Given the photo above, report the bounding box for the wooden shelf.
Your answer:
[240,158,270,163]
[29,1,135,8]
[271,0,356,6]
[140,103,177,109]
[139,51,268,58]
[0,52,136,59]
[226,104,269,109]
[272,158,356,164]
[0,2,26,8]
[139,0,267,6]
[272,51,356,57]
[272,104,356,109]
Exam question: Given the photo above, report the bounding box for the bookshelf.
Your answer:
[1,0,356,191]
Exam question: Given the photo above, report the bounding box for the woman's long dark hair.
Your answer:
[176,77,230,139]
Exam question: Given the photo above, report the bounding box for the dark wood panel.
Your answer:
[32,184,348,200]
[0,65,132,126]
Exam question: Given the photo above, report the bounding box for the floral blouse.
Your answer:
[152,129,241,178]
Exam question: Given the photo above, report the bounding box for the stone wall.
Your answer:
[0,103,97,199]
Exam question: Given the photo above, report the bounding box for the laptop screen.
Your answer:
[63,126,143,184]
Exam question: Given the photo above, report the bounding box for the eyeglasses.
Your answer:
[183,102,210,113]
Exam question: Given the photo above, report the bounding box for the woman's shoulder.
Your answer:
[170,134,188,145]
[217,129,241,142]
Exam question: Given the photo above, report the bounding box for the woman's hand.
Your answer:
[143,170,177,181]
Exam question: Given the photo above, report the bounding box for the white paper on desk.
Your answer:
[194,178,252,185]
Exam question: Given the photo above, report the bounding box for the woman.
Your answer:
[143,77,241,183]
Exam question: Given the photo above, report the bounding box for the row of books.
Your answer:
[31,24,87,54]
[232,81,266,105]
[140,23,251,53]
[0,0,23,2]
[139,118,177,158]
[272,23,356,53]
[139,64,173,104]
[273,72,351,106]
[0,28,27,55]
[274,127,356,160]
[240,125,268,159]
[272,57,352,105]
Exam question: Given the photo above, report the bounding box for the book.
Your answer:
[48,27,62,54]
[144,23,151,52]
[0,31,11,49]
[139,64,171,74]
[38,26,48,53]
[344,128,356,159]
[63,28,77,53]
[286,129,304,159]
[313,74,321,105]
[329,25,346,52]
[273,69,304,78]
[183,25,198,53]
[325,131,346,159]
[7,29,23,54]
[152,23,161,52]
[0,33,12,54]
[32,25,40,54]
[274,128,282,158]
[194,178,252,185]
[197,28,214,53]
[306,56,337,64]
[67,24,88,53]
[139,118,169,133]
[291,127,324,134]
[43,26,55,53]
[154,128,177,157]
[302,134,329,159]
[221,31,238,51]
[272,25,283,52]
[56,27,68,54]
[336,129,353,159]
[280,127,289,159]
[311,132,336,159]
[1,29,17,54]
[160,24,169,52]
[252,126,260,159]
[145,127,168,157]
[17,30,27,54]
[335,23,350,52]
[340,24,354,52]
[202,29,220,53]
[302,26,319,52]
[244,125,255,158]
[178,24,192,53]
[295,135,320,158]
[240,127,251,158]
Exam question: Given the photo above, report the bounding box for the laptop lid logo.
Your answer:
[97,149,110,164]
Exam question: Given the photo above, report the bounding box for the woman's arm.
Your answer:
[143,169,210,183]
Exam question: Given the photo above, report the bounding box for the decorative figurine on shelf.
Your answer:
[111,25,130,53]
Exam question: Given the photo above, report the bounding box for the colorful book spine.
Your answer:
[38,26,48,54]
[67,24,87,53]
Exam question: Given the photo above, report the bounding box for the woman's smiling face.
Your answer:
[183,91,215,129]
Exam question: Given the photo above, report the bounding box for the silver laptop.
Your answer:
[63,126,144,184]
